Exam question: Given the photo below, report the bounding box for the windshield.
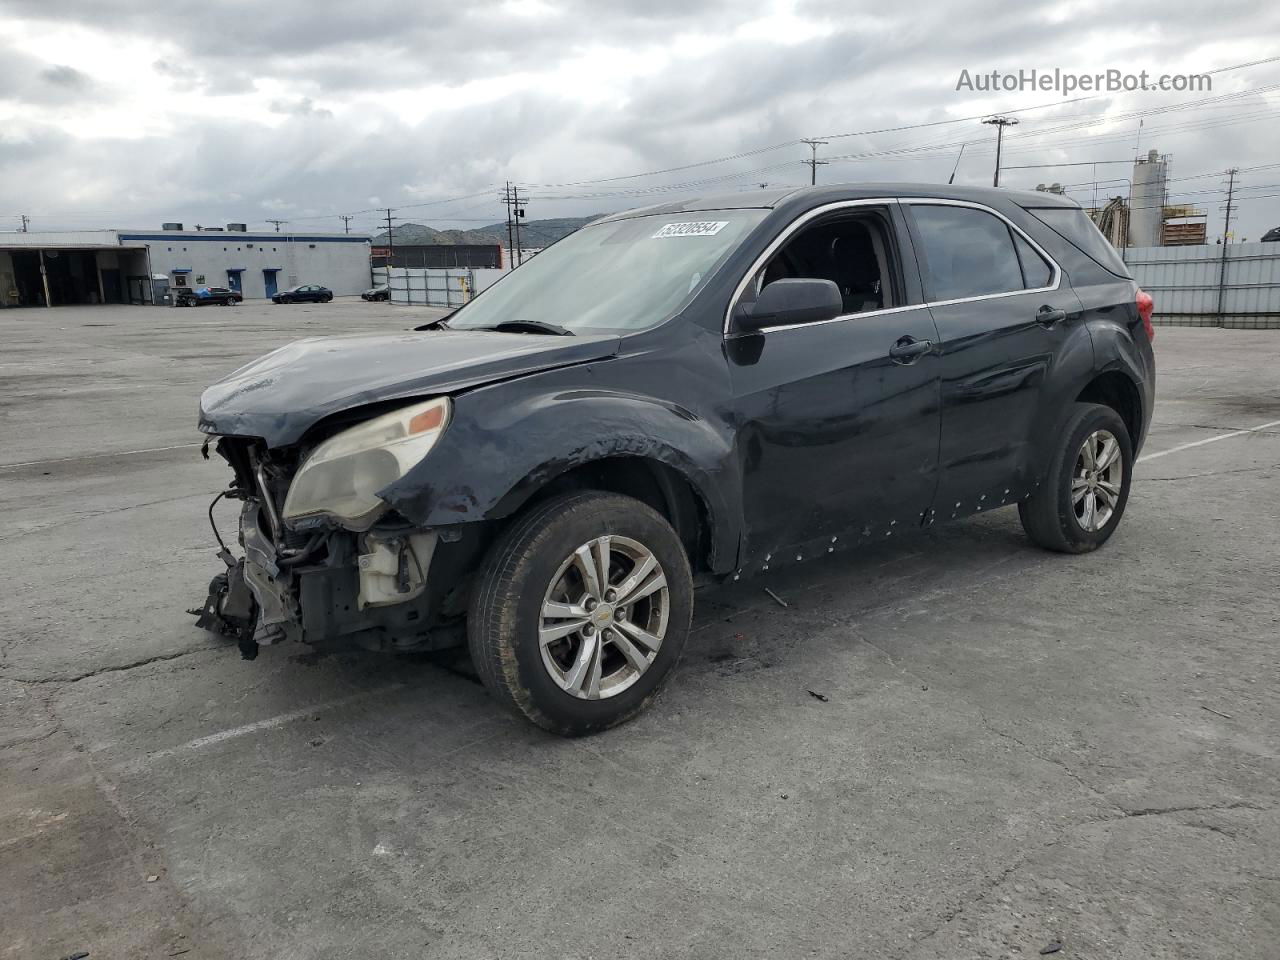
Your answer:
[446,209,768,333]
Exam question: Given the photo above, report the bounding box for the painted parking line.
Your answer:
[1138,419,1280,463]
[0,441,204,470]
[114,683,405,774]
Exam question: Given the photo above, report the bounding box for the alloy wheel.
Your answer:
[1072,428,1123,532]
[538,535,669,700]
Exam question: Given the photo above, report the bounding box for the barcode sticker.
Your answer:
[651,220,729,239]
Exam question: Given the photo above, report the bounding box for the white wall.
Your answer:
[125,232,372,300]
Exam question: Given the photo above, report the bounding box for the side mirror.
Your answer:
[734,278,843,333]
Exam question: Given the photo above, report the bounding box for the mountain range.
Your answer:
[372,215,601,248]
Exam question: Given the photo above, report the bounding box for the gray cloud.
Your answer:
[1,0,1279,239]
[269,96,334,118]
[0,42,101,104]
[40,64,91,89]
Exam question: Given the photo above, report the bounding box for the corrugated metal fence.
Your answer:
[1125,242,1280,329]
[382,265,510,307]
[387,267,476,308]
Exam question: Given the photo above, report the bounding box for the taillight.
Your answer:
[1136,288,1155,342]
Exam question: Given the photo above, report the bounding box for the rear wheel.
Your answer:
[468,491,693,736]
[1019,402,1133,553]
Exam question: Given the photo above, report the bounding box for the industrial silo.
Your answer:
[1129,149,1167,248]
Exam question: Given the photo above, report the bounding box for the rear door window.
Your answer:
[910,205,1025,301]
[1013,233,1053,289]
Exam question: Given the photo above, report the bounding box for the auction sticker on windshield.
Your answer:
[652,220,729,238]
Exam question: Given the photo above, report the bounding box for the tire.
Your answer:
[468,491,693,736]
[1019,402,1133,553]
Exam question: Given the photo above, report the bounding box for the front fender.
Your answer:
[377,369,742,572]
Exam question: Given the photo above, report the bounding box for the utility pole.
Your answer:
[1216,167,1239,325]
[511,183,526,266]
[266,219,287,233]
[501,182,516,270]
[339,214,353,234]
[982,116,1019,187]
[382,208,397,264]
[20,214,30,232]
[801,139,828,185]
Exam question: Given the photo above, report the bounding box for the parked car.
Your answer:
[272,284,333,304]
[195,183,1155,736]
[177,285,242,307]
[362,284,390,301]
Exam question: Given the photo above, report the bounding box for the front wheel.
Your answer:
[1019,402,1133,553]
[468,491,693,736]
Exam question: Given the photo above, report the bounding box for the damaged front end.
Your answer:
[193,414,460,660]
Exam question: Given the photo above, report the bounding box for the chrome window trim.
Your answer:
[901,197,1062,306]
[723,198,903,336]
[722,195,1064,337]
[746,303,929,335]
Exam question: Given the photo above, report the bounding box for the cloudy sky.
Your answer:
[1,0,1278,239]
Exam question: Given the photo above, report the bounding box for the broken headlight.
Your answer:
[282,397,451,529]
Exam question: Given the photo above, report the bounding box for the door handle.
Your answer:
[1037,305,1067,327]
[889,335,933,364]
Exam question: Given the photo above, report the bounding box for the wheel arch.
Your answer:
[1075,368,1144,449]
[494,454,722,575]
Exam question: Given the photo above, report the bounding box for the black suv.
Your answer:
[195,184,1155,735]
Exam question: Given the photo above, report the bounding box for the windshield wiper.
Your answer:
[481,319,573,336]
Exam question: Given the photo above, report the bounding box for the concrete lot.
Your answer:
[2,299,1277,960]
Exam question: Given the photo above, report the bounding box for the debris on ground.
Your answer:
[1039,942,1063,955]
[1201,705,1234,719]
[146,875,159,883]
[807,690,830,702]
[60,952,89,960]
[764,587,789,608]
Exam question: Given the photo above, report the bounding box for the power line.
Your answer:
[265,219,288,232]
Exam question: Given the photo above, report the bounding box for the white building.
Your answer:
[0,225,372,307]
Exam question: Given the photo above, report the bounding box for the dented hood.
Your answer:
[199,329,620,446]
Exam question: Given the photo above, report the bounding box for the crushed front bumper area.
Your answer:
[192,437,450,660]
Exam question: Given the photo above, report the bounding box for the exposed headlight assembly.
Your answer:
[282,397,450,529]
